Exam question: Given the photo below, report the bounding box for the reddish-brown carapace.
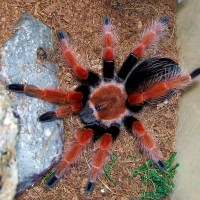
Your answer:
[6,16,200,194]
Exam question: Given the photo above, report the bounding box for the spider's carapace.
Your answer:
[6,16,200,195]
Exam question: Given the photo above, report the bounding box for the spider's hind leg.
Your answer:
[45,128,94,188]
[124,116,166,171]
[85,124,120,194]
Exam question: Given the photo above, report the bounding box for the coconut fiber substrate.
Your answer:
[0,0,178,199]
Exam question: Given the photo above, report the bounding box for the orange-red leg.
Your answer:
[6,84,83,104]
[57,31,99,85]
[128,74,192,105]
[39,103,82,122]
[85,133,113,194]
[124,116,165,170]
[45,128,94,188]
[57,30,88,80]
[102,16,116,79]
[118,17,168,80]
[132,17,168,58]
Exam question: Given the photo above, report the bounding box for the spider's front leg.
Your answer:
[117,16,169,81]
[57,31,99,86]
[124,116,165,170]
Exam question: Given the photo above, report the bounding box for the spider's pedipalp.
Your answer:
[46,128,94,189]
[39,104,82,122]
[102,16,116,80]
[124,116,165,171]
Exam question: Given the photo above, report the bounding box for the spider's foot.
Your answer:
[103,16,111,25]
[190,67,200,79]
[57,30,68,42]
[6,84,24,93]
[159,16,169,24]
[85,179,96,195]
[155,160,166,171]
[38,111,57,122]
[45,170,60,189]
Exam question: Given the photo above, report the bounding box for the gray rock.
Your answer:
[0,84,18,200]
[0,14,64,194]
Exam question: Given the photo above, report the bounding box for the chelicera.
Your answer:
[6,16,200,194]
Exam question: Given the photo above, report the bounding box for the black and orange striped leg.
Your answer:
[46,128,94,188]
[6,83,83,104]
[127,67,200,107]
[85,124,120,194]
[117,17,169,81]
[124,116,165,170]
[57,31,100,86]
[102,16,116,81]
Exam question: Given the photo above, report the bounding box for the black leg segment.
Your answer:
[103,61,115,80]
[117,53,138,80]
[6,84,24,93]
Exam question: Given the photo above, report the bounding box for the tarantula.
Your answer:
[6,16,200,194]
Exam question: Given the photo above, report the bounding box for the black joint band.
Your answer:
[103,61,115,79]
[108,124,120,141]
[126,100,143,113]
[85,125,106,142]
[85,71,100,86]
[76,85,90,107]
[117,54,138,80]
[123,116,138,133]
